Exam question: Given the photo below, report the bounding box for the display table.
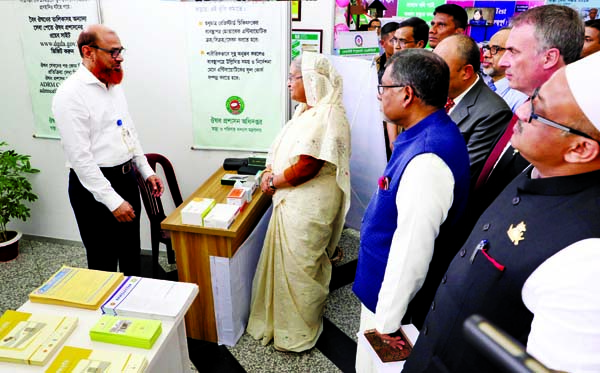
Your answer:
[2,285,198,373]
[161,167,271,342]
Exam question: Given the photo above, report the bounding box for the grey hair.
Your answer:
[511,5,584,64]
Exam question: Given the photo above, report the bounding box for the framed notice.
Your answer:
[292,0,301,21]
[291,29,322,59]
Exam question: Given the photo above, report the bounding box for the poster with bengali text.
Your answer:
[186,2,289,151]
[19,0,99,139]
[397,0,445,23]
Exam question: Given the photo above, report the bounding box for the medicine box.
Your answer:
[181,198,216,226]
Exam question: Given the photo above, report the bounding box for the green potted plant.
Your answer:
[0,141,39,261]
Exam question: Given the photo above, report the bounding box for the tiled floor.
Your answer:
[0,229,361,373]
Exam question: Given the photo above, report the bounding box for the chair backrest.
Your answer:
[136,153,183,226]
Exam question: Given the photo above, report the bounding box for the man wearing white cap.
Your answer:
[403,52,600,373]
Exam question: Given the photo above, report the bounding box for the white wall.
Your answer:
[0,0,335,248]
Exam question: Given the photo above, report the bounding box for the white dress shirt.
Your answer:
[52,65,154,211]
[523,238,600,373]
[356,153,455,373]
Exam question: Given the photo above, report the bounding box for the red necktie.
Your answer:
[475,115,518,190]
[445,97,455,113]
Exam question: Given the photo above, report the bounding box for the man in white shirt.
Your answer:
[353,49,470,372]
[404,50,600,373]
[52,24,163,275]
[481,28,527,112]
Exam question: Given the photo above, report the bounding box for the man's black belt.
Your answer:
[100,159,133,175]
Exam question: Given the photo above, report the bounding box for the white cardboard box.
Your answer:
[181,198,216,226]
[204,204,240,229]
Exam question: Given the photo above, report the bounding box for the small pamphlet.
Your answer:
[0,310,77,366]
[29,266,124,310]
[45,346,147,373]
[220,174,250,186]
[181,197,216,226]
[203,203,240,229]
[356,325,418,373]
[101,276,198,320]
[90,315,162,349]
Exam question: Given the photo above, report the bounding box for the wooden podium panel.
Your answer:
[161,167,270,341]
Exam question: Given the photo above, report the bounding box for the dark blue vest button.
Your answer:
[512,196,520,205]
[460,248,467,257]
[442,275,447,284]
[431,301,435,311]
[483,223,490,231]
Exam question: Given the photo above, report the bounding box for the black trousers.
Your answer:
[68,162,141,276]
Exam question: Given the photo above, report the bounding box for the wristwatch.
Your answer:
[268,176,277,190]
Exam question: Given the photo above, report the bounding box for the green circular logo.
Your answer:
[226,96,245,115]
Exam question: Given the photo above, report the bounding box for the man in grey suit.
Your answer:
[434,34,513,185]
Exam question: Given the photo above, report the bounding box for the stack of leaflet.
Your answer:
[90,315,162,349]
[46,346,147,373]
[0,310,77,366]
[29,266,124,310]
[180,197,216,226]
[101,276,198,320]
[204,203,240,229]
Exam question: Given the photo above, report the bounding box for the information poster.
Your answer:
[397,0,445,23]
[291,29,322,60]
[18,0,99,139]
[186,2,289,151]
[337,31,379,59]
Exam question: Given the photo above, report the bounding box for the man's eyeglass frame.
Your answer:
[377,85,406,95]
[481,44,506,56]
[528,87,597,141]
[89,45,126,59]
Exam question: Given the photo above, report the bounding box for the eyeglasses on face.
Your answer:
[528,87,596,141]
[287,75,303,82]
[377,84,406,95]
[390,37,416,48]
[89,45,125,59]
[482,44,506,56]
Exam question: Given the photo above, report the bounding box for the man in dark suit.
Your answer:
[434,34,512,185]
[472,5,584,216]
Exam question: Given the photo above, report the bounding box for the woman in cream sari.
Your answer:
[246,52,351,352]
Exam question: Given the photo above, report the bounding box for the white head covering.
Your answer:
[565,52,600,131]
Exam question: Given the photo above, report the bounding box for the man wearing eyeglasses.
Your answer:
[353,49,470,372]
[481,28,527,112]
[470,5,584,225]
[52,24,163,276]
[403,51,600,373]
[392,17,429,53]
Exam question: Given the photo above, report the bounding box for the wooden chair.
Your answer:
[136,153,183,274]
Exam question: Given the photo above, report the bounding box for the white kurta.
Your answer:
[523,238,600,373]
[356,153,455,372]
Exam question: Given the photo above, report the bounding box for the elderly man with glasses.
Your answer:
[353,49,470,373]
[403,50,600,373]
[52,24,163,275]
[481,28,527,112]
